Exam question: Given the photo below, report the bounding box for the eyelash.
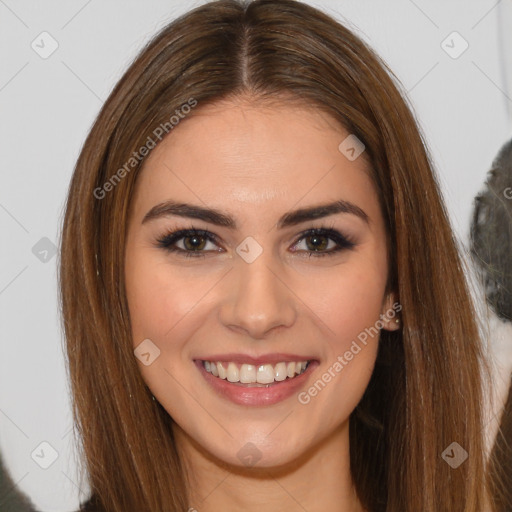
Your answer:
[155,224,356,259]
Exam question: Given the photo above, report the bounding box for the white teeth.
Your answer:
[256,364,274,384]
[202,360,310,384]
[274,362,287,381]
[226,362,239,383]
[217,362,227,380]
[240,364,256,383]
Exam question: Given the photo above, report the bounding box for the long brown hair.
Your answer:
[58,1,495,510]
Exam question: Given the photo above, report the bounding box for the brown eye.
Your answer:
[291,228,356,257]
[182,234,208,251]
[156,229,222,258]
[304,233,330,251]
[156,226,356,259]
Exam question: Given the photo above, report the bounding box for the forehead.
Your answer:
[130,98,379,224]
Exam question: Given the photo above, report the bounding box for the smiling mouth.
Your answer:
[201,360,311,387]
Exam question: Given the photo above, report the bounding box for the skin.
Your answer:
[124,95,399,512]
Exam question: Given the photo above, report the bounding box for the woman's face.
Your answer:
[124,97,398,469]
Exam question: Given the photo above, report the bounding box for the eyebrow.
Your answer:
[142,199,369,229]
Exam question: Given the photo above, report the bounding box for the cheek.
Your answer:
[294,259,386,411]
[124,253,203,408]
[331,273,385,344]
[125,253,207,347]
[302,259,387,346]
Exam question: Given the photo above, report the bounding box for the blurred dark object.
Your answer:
[0,451,37,511]
[488,375,512,512]
[471,138,512,322]
[79,493,102,511]
[470,137,512,512]
[0,447,98,511]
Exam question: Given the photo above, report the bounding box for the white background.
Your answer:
[0,1,510,510]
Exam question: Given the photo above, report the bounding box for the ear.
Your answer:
[379,292,401,331]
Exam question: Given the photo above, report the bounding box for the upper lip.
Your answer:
[195,353,317,366]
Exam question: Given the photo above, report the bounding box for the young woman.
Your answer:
[57,0,502,510]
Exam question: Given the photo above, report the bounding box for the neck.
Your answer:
[175,420,365,512]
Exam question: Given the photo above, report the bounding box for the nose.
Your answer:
[218,251,297,339]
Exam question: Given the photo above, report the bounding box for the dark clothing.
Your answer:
[79,494,101,511]
[0,450,97,512]
[0,454,37,512]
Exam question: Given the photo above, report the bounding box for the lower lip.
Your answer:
[195,360,319,406]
